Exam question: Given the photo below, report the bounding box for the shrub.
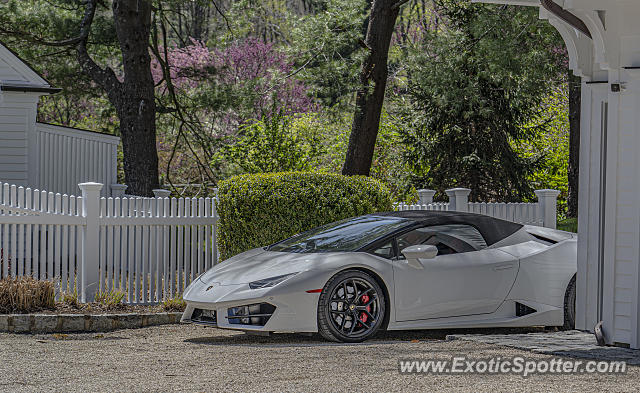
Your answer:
[0,277,55,314]
[217,172,394,260]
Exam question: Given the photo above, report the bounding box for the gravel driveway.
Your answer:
[1,325,637,392]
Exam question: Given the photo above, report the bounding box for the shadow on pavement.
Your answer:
[185,326,546,347]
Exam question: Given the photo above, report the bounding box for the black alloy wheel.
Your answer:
[317,270,385,343]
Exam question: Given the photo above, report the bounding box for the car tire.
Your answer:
[317,270,386,343]
[561,275,576,330]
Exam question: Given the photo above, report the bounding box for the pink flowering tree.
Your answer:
[151,38,316,187]
[152,38,314,126]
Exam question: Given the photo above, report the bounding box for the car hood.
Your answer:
[198,248,327,285]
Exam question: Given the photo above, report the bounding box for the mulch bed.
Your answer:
[2,302,184,315]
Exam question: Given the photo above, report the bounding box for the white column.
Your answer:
[445,188,471,212]
[534,189,560,229]
[600,72,640,348]
[417,189,436,205]
[79,182,103,303]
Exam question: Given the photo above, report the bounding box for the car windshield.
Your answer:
[268,215,410,253]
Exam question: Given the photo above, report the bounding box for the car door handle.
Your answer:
[493,263,515,271]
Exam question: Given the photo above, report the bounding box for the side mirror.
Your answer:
[401,245,438,269]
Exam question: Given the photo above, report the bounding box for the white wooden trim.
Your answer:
[0,44,50,87]
[35,123,120,144]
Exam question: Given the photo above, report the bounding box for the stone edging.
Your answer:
[0,312,183,334]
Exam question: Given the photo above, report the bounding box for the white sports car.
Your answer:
[182,211,577,342]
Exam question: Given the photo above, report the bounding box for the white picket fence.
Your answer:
[0,181,559,305]
[0,182,217,304]
[394,188,560,229]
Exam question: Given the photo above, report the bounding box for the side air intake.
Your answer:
[516,302,537,317]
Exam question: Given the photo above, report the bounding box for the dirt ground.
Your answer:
[0,324,637,392]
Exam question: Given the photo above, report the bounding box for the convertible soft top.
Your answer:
[372,211,523,246]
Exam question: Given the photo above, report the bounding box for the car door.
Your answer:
[392,225,519,322]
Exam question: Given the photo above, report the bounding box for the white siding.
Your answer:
[609,78,640,346]
[33,123,120,197]
[0,93,36,186]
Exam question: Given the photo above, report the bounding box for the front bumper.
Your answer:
[181,272,325,333]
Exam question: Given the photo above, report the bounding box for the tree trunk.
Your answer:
[567,71,581,218]
[342,0,402,176]
[74,0,159,196]
[111,0,160,196]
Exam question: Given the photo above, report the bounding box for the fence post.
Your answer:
[535,189,560,229]
[417,189,436,205]
[445,188,471,212]
[79,182,103,303]
[152,189,171,198]
[111,184,127,198]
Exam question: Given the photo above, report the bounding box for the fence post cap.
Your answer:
[417,189,436,195]
[445,188,471,196]
[152,189,171,198]
[534,189,561,198]
[78,182,104,191]
[110,184,128,191]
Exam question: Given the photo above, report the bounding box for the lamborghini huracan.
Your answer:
[182,211,577,342]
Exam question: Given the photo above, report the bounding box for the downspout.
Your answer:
[540,0,592,39]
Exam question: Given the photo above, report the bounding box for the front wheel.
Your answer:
[317,270,385,343]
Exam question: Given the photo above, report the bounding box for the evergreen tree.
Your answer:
[400,1,565,202]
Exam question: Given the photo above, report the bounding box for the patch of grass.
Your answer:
[94,289,126,309]
[0,277,55,314]
[60,288,79,308]
[162,295,186,312]
[557,218,578,233]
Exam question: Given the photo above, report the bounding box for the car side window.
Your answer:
[396,224,481,258]
[370,242,394,259]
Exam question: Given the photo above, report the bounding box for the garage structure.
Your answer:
[478,0,640,348]
[0,42,121,197]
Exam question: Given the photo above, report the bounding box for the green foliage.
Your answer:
[398,1,566,202]
[515,87,570,216]
[289,0,368,107]
[284,110,417,202]
[216,172,394,260]
[220,111,325,174]
[557,218,577,233]
[0,0,119,132]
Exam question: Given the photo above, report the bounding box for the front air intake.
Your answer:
[191,308,217,325]
[227,303,276,326]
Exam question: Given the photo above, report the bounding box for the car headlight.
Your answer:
[248,272,299,289]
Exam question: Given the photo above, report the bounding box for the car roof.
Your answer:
[368,210,523,246]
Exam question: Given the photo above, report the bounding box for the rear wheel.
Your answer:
[317,270,385,343]
[562,275,576,330]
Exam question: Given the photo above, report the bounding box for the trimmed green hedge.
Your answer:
[217,172,394,260]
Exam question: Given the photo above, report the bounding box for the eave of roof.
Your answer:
[1,85,62,94]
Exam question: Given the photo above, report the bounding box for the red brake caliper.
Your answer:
[359,294,371,324]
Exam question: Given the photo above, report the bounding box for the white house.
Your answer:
[0,42,120,197]
[477,0,640,349]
